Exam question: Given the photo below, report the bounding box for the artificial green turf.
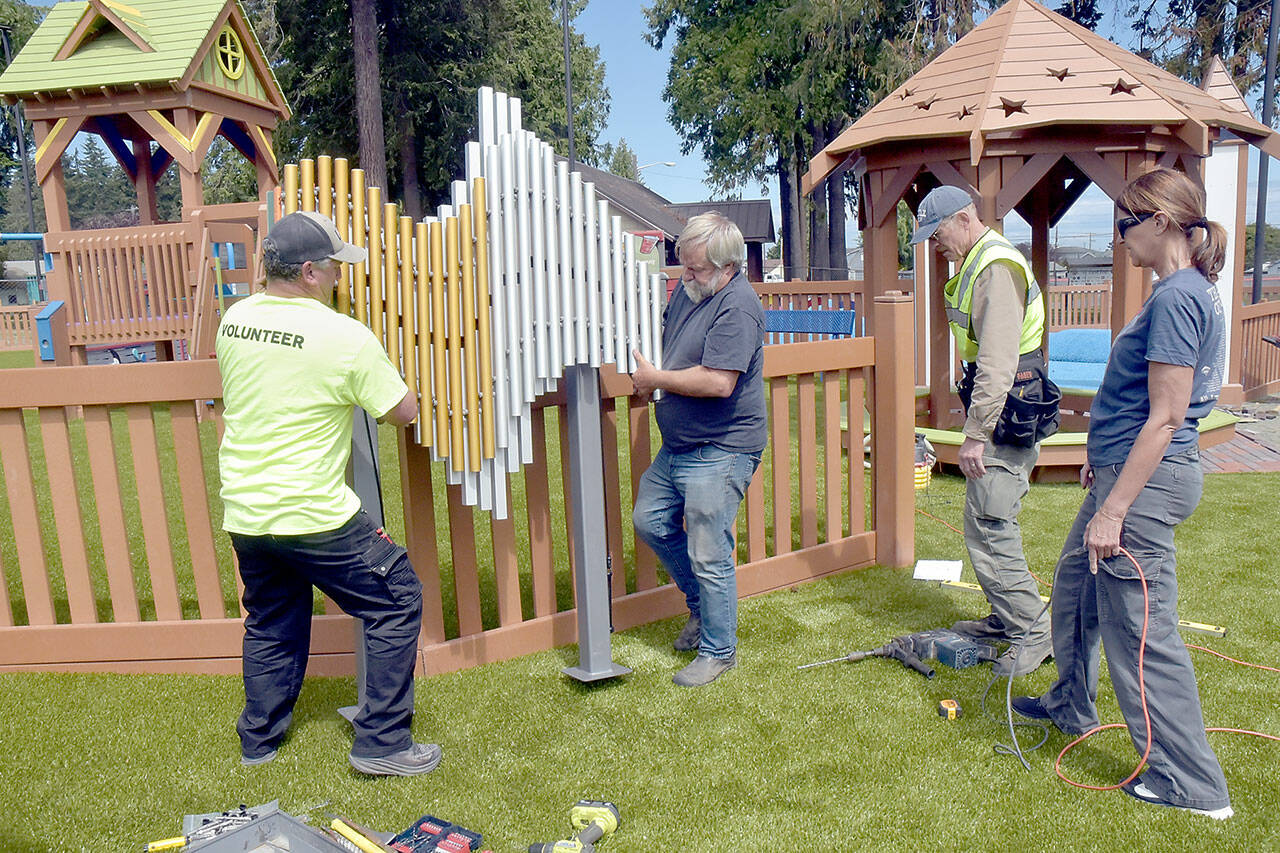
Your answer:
[3,471,1277,851]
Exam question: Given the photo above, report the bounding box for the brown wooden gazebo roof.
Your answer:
[804,0,1280,192]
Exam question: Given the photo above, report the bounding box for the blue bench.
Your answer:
[764,309,857,342]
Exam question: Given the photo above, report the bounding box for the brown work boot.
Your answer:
[950,613,1010,641]
[993,635,1053,677]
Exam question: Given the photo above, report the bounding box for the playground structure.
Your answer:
[0,0,289,363]
[804,0,1280,472]
[2,0,1280,675]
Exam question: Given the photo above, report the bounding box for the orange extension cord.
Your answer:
[918,508,1280,786]
[1049,547,1280,791]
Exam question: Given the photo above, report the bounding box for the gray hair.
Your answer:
[262,239,332,282]
[676,211,745,271]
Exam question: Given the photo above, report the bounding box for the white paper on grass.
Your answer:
[913,560,963,582]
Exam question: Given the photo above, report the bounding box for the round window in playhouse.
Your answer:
[216,26,245,81]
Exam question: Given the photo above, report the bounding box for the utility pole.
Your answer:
[1251,0,1280,303]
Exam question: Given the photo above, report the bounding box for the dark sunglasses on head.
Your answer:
[1116,211,1155,238]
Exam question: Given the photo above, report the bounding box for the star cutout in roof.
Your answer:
[999,97,1027,117]
[914,94,938,111]
[953,104,976,120]
[1110,77,1140,95]
[898,87,916,100]
[1047,67,1073,81]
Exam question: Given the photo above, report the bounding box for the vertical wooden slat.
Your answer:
[745,464,766,562]
[82,406,140,622]
[124,403,182,621]
[848,369,866,533]
[601,398,627,598]
[169,402,225,619]
[797,373,818,549]
[823,370,842,540]
[489,480,523,626]
[628,397,658,590]
[770,376,792,555]
[37,407,96,623]
[446,483,482,636]
[397,431,444,643]
[0,409,55,625]
[526,407,557,616]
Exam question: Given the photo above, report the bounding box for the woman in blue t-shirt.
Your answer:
[1013,168,1233,819]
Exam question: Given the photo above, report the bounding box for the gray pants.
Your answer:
[1040,451,1229,811]
[964,440,1050,644]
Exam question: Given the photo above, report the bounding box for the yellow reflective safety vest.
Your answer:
[944,229,1044,363]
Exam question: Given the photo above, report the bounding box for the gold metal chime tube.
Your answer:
[366,186,384,345]
[299,158,315,212]
[351,169,368,325]
[445,216,464,468]
[334,158,352,316]
[471,178,496,459]
[382,202,400,370]
[398,215,416,408]
[429,220,448,452]
[415,221,432,446]
[283,163,299,215]
[459,204,481,473]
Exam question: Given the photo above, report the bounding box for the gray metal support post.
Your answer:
[339,408,383,722]
[562,364,631,682]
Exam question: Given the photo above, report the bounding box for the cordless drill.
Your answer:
[528,800,620,853]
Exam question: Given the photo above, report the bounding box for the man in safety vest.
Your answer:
[911,185,1058,677]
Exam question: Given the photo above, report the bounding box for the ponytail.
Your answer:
[1190,219,1227,283]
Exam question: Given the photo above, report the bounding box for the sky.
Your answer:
[575,1,1280,252]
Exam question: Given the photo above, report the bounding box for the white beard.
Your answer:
[682,273,720,304]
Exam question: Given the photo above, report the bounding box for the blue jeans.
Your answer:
[632,444,760,658]
[231,510,423,760]
[1040,450,1229,810]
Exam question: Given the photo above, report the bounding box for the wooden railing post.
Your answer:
[872,292,914,568]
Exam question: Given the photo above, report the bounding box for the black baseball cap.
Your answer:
[265,211,367,264]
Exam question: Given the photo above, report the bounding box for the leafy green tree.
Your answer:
[1244,223,1280,266]
[1127,0,1270,106]
[0,0,46,228]
[272,0,609,217]
[593,138,639,181]
[646,0,912,280]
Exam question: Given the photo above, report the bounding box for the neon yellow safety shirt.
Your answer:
[944,229,1045,363]
[216,293,408,535]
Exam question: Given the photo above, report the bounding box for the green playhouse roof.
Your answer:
[0,0,286,112]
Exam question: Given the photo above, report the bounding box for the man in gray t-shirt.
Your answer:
[631,212,765,687]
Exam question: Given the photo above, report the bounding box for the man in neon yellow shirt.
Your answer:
[911,186,1058,678]
[218,211,437,775]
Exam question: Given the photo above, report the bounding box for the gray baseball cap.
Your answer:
[910,185,975,244]
[265,211,367,264]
